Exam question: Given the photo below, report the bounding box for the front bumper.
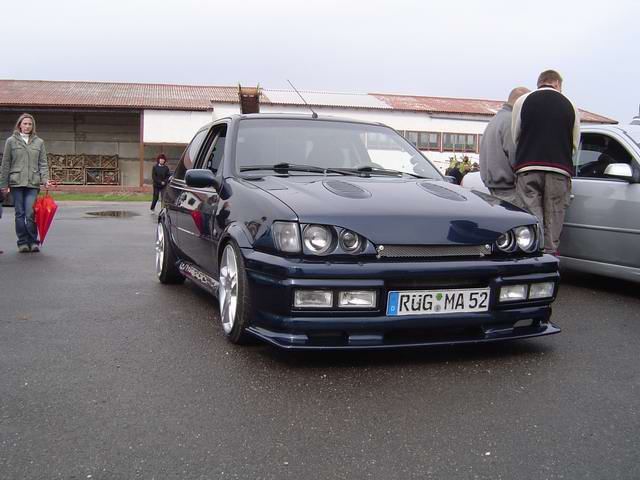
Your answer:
[243,250,560,350]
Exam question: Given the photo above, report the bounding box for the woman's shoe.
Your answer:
[18,245,30,253]
[30,244,40,252]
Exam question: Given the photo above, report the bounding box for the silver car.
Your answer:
[461,122,640,282]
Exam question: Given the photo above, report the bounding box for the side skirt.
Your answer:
[177,261,219,297]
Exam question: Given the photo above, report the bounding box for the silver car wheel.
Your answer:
[155,223,165,278]
[219,244,238,334]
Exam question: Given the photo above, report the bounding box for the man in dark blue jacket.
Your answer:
[511,70,580,254]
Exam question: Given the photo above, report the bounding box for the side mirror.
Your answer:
[185,169,220,189]
[603,163,633,181]
[444,175,458,184]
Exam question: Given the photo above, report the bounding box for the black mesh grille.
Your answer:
[378,244,492,258]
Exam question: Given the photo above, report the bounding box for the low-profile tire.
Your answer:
[156,221,185,284]
[218,241,253,344]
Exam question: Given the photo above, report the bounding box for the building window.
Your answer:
[443,133,477,152]
[404,131,419,147]
[402,131,440,150]
[418,132,441,150]
[365,132,397,150]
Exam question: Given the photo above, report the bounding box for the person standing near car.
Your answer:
[150,154,170,211]
[0,113,51,253]
[512,70,580,254]
[479,86,530,204]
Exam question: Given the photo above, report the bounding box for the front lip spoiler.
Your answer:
[246,322,561,350]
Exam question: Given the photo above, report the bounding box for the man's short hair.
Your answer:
[537,70,563,87]
[507,87,530,106]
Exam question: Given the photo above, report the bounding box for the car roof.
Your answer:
[581,123,637,133]
[225,113,387,128]
[581,123,640,149]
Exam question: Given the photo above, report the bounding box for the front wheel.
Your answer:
[218,242,253,344]
[156,221,185,284]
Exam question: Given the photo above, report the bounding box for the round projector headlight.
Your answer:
[303,225,334,255]
[496,231,515,252]
[339,229,361,253]
[514,226,536,252]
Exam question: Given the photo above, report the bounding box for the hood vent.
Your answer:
[323,180,371,199]
[418,182,467,202]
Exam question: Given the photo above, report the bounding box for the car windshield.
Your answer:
[235,118,441,179]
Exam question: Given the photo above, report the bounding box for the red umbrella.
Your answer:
[32,191,58,245]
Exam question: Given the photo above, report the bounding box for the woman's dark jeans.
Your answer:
[12,187,39,246]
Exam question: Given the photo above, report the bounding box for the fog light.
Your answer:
[294,290,333,308]
[529,282,554,299]
[514,319,534,328]
[338,290,377,308]
[499,284,528,302]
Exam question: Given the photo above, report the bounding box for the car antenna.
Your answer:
[287,79,318,118]
[631,104,640,125]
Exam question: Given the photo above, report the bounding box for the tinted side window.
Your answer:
[173,129,208,180]
[575,133,636,179]
[199,125,228,173]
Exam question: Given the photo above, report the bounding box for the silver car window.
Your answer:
[575,132,638,179]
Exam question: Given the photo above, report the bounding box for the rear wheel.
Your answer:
[156,222,185,284]
[218,242,252,344]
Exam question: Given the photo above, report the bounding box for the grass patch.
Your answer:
[48,192,152,202]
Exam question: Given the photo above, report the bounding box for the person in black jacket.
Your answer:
[150,154,171,211]
[511,70,580,254]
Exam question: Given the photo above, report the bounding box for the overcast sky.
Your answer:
[1,0,638,122]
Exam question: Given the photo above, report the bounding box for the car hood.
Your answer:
[250,175,535,245]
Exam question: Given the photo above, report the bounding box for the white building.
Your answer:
[0,80,615,187]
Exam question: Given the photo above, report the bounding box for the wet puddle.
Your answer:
[86,210,140,218]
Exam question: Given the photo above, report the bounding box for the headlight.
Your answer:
[514,225,536,252]
[495,225,539,253]
[495,231,516,252]
[339,229,361,253]
[303,225,334,255]
[273,221,301,253]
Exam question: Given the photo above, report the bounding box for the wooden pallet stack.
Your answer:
[48,154,120,185]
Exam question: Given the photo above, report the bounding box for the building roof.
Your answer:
[261,89,392,110]
[0,79,617,123]
[0,79,237,110]
[371,93,503,116]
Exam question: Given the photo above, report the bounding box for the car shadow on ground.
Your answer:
[259,339,555,369]
[560,269,638,298]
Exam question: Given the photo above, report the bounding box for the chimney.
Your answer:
[238,84,261,114]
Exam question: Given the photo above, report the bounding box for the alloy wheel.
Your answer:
[155,223,164,278]
[219,244,239,334]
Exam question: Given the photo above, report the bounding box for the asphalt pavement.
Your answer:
[0,202,639,480]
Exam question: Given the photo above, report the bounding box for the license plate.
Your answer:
[386,288,490,316]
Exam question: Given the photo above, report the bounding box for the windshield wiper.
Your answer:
[239,163,358,176]
[344,165,427,178]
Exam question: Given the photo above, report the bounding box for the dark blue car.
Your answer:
[156,114,560,349]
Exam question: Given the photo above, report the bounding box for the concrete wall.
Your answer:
[0,111,190,186]
[0,111,146,186]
